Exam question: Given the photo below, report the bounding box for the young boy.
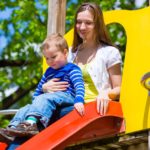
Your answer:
[0,33,85,140]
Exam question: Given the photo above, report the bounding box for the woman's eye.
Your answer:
[85,21,93,25]
[76,20,94,26]
[76,21,82,24]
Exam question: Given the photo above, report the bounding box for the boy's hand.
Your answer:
[74,102,85,116]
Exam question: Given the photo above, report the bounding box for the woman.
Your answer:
[5,2,122,149]
[43,2,122,115]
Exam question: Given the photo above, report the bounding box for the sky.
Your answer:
[135,0,147,7]
[0,8,13,54]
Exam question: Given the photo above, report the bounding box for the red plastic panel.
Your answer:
[17,101,125,150]
[0,142,7,150]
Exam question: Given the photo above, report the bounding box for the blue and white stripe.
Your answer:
[32,63,85,103]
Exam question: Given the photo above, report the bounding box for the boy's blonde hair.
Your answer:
[41,33,68,52]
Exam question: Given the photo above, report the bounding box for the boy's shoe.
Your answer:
[7,122,39,137]
[0,128,15,144]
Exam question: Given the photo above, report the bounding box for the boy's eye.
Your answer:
[51,55,56,59]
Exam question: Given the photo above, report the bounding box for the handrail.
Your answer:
[0,109,18,115]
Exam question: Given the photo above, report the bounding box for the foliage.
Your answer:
[0,0,47,109]
[0,115,10,128]
[0,0,147,126]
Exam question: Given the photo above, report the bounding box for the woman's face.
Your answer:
[76,10,95,42]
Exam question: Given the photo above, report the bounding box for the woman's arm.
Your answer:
[42,78,69,93]
[96,63,122,115]
[108,63,122,100]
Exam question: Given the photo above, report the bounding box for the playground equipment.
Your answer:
[16,101,125,150]
[0,6,150,150]
[141,72,150,91]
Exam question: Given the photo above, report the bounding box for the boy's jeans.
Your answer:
[9,92,74,128]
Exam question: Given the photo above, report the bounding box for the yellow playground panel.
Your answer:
[44,7,150,134]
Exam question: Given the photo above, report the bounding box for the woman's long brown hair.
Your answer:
[72,2,113,52]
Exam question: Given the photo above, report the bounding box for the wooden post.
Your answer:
[47,0,66,36]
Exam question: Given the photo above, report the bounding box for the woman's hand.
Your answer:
[96,91,111,115]
[108,87,120,100]
[42,78,69,93]
[96,97,110,115]
[74,102,85,116]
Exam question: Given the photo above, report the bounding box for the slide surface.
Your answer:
[16,101,124,150]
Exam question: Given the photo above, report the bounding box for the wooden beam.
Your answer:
[47,0,66,35]
[66,130,148,150]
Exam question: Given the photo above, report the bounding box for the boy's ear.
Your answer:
[64,49,68,55]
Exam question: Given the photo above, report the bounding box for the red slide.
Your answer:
[0,101,125,150]
[0,143,7,150]
[17,101,125,150]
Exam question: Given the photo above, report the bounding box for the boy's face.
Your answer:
[43,44,68,69]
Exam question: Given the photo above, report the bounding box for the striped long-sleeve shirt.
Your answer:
[33,63,85,104]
